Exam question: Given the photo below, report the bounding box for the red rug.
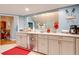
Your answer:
[2,47,31,55]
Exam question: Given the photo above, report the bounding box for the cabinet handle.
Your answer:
[58,40,62,44]
[31,38,35,41]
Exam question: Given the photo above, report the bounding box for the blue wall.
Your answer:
[11,16,19,40]
[58,5,79,32]
[26,17,35,30]
[44,20,54,32]
[11,16,28,40]
[18,16,35,31]
[18,16,26,30]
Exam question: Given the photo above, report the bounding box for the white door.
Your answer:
[38,35,48,54]
[60,37,75,55]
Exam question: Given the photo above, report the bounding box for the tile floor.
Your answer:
[0,44,42,55]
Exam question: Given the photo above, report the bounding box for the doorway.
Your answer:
[0,16,15,45]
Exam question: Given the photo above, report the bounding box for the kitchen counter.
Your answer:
[16,31,79,55]
[16,31,79,38]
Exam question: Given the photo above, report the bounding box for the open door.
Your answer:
[0,16,15,45]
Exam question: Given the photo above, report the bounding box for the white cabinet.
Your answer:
[48,36,76,55]
[48,36,59,55]
[31,34,38,51]
[76,38,79,55]
[60,37,76,55]
[16,33,28,48]
[16,33,77,55]
[37,35,48,54]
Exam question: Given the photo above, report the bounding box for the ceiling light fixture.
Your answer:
[25,8,30,11]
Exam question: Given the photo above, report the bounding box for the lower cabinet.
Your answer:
[60,37,76,55]
[48,36,76,55]
[32,34,38,51]
[16,33,28,48]
[48,36,59,55]
[37,35,48,54]
[16,33,77,55]
[76,38,79,55]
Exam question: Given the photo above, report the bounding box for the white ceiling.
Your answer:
[0,4,73,16]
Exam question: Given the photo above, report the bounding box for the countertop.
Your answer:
[16,31,79,38]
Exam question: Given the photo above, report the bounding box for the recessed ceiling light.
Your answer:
[25,8,30,11]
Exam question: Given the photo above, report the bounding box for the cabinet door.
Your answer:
[16,33,28,48]
[60,37,76,55]
[48,36,59,55]
[38,35,48,54]
[21,34,28,48]
[76,38,79,55]
[32,35,38,51]
[16,34,22,46]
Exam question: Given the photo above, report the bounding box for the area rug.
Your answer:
[2,47,31,55]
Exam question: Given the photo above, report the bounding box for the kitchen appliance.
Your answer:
[77,26,79,34]
[69,25,77,34]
